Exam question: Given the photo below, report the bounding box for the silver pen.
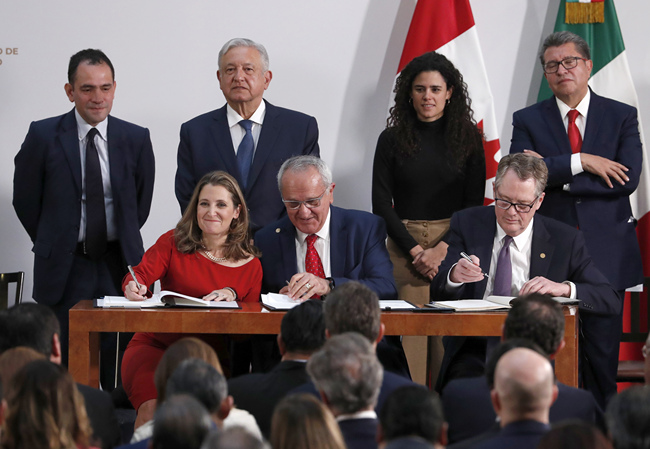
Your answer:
[127,265,143,291]
[460,252,490,278]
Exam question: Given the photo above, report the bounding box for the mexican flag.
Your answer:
[540,0,649,370]
[394,0,501,203]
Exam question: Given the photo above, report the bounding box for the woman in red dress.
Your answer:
[121,171,262,429]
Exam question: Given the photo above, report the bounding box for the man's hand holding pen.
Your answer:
[280,272,330,301]
[450,254,485,284]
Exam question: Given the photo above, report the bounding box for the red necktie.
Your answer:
[568,109,582,154]
[305,234,325,299]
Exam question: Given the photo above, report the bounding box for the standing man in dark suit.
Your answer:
[510,31,643,406]
[431,154,619,392]
[13,49,155,387]
[175,38,319,232]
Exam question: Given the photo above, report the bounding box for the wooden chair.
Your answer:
[617,277,649,383]
[0,271,25,310]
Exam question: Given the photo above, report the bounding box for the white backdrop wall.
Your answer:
[1,0,648,301]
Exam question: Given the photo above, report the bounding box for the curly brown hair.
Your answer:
[174,171,260,260]
[387,51,483,168]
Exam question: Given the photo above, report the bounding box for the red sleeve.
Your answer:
[121,230,175,294]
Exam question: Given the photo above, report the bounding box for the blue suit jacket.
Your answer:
[510,91,643,291]
[254,206,397,299]
[13,109,155,305]
[472,420,550,449]
[175,100,319,231]
[430,206,619,387]
[338,418,379,449]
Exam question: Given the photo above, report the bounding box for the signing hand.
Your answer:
[580,153,629,188]
[280,272,330,301]
[413,241,449,280]
[519,276,571,297]
[124,280,147,301]
[203,288,237,302]
[449,255,484,284]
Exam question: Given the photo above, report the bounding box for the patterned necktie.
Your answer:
[305,234,325,299]
[84,128,107,259]
[492,235,513,296]
[237,120,254,188]
[567,109,582,154]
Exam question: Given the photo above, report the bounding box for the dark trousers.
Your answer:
[50,241,128,390]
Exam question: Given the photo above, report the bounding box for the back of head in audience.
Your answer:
[486,338,547,389]
[606,385,650,449]
[538,420,613,449]
[0,346,45,398]
[0,359,93,449]
[644,332,650,385]
[491,347,557,426]
[270,393,346,449]
[307,332,383,416]
[202,426,268,449]
[166,358,231,424]
[324,281,383,344]
[279,299,326,358]
[379,385,446,447]
[0,303,61,363]
[504,293,565,357]
[151,394,213,449]
[155,337,223,403]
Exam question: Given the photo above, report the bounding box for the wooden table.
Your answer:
[69,301,579,388]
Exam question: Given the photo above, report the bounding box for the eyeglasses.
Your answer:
[543,56,588,74]
[494,196,539,213]
[282,187,330,210]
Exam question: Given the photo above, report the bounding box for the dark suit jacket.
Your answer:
[13,109,155,304]
[77,383,122,449]
[227,360,310,437]
[175,100,319,231]
[290,370,416,414]
[442,376,604,444]
[254,206,397,299]
[472,420,550,449]
[338,417,379,449]
[385,437,435,449]
[430,206,619,387]
[510,91,643,291]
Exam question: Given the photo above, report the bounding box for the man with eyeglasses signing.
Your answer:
[431,153,619,393]
[510,31,642,408]
[255,155,397,301]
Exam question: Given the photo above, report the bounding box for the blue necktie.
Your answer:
[493,235,513,296]
[237,120,254,188]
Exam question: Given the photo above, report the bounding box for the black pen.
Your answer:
[460,252,490,278]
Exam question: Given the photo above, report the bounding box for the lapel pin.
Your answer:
[275,228,281,234]
[540,253,546,259]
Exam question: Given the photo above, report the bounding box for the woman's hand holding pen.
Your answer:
[449,255,485,284]
[124,280,147,301]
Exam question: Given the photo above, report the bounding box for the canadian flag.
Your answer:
[394,0,501,203]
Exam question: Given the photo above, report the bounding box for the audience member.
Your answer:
[443,294,603,445]
[12,49,155,390]
[202,427,268,449]
[431,153,618,391]
[228,299,325,437]
[537,420,612,449]
[1,359,99,449]
[307,332,383,449]
[0,346,44,397]
[644,332,649,385]
[511,30,643,407]
[270,394,346,449]
[378,386,447,449]
[150,394,212,449]
[472,348,557,449]
[372,50,485,386]
[175,37,319,232]
[0,303,120,448]
[291,282,416,411]
[605,386,650,449]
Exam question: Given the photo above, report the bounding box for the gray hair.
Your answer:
[307,332,383,415]
[495,153,548,198]
[539,31,591,66]
[277,155,332,191]
[166,359,228,415]
[218,38,270,72]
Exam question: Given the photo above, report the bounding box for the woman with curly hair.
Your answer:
[372,51,486,385]
[120,170,262,429]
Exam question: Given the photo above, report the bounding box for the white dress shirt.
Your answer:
[294,208,332,277]
[226,100,266,156]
